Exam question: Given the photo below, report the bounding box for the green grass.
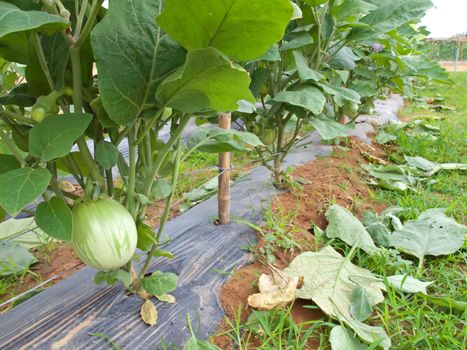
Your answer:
[379,73,467,223]
[217,73,467,350]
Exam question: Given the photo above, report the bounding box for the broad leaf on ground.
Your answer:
[325,205,379,255]
[284,246,390,349]
[29,113,93,162]
[0,241,37,276]
[329,325,367,350]
[140,299,158,326]
[0,167,51,216]
[91,0,186,126]
[404,155,467,176]
[157,0,294,61]
[387,275,433,294]
[0,217,48,248]
[391,208,465,263]
[157,48,255,113]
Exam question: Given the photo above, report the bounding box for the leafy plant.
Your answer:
[0,0,294,323]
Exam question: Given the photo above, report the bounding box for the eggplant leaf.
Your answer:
[157,48,255,113]
[157,0,294,61]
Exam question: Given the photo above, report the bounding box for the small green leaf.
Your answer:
[350,285,373,321]
[137,222,156,251]
[29,113,93,162]
[142,271,178,296]
[0,241,37,276]
[94,271,107,285]
[151,179,172,201]
[387,275,433,295]
[0,167,51,216]
[95,141,119,170]
[35,196,73,241]
[153,249,174,259]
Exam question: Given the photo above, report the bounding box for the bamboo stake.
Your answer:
[217,112,231,224]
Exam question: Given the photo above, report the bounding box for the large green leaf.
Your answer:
[273,86,326,115]
[29,113,93,162]
[157,48,255,113]
[329,325,367,350]
[325,205,378,255]
[0,2,69,38]
[0,83,36,107]
[188,127,262,153]
[352,0,433,40]
[91,0,186,126]
[387,275,433,295]
[310,118,354,140]
[0,241,37,276]
[157,0,294,61]
[0,167,51,216]
[35,196,73,241]
[391,209,465,263]
[0,154,20,175]
[0,217,48,248]
[284,246,390,349]
[293,51,324,82]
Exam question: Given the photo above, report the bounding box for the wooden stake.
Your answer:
[217,112,231,224]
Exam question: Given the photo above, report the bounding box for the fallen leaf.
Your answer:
[140,299,158,326]
[248,273,299,310]
[156,294,176,304]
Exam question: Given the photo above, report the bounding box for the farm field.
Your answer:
[0,1,465,349]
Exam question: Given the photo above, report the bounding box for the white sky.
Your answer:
[420,0,467,38]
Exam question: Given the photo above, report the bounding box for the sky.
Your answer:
[420,0,467,38]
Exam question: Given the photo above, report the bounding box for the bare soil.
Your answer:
[213,137,387,349]
[439,61,467,72]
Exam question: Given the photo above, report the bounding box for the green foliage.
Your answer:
[141,271,178,296]
[35,196,73,241]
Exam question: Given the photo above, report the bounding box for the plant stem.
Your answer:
[74,0,104,47]
[31,32,55,91]
[0,128,24,163]
[70,46,103,185]
[47,163,66,200]
[141,114,190,200]
[139,136,183,279]
[0,109,35,126]
[127,125,138,219]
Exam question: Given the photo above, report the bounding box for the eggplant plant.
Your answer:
[0,0,294,321]
[238,0,446,185]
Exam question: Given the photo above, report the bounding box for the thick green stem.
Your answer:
[74,0,104,47]
[127,126,138,219]
[31,32,55,91]
[47,164,66,200]
[139,136,183,279]
[70,46,103,185]
[141,115,190,199]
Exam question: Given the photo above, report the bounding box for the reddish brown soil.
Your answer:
[213,137,386,349]
[0,244,83,312]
